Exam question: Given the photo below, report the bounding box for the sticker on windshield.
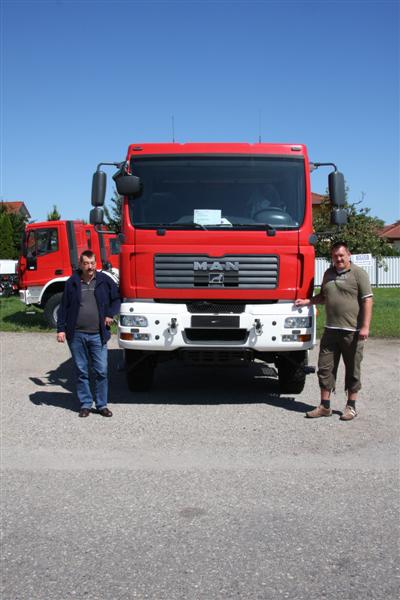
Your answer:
[194,209,221,225]
[193,209,231,226]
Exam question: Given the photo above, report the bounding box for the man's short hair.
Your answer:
[331,240,350,253]
[79,249,96,262]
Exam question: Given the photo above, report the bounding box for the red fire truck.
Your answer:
[18,220,119,327]
[90,143,346,394]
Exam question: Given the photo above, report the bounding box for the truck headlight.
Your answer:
[120,315,148,327]
[284,316,312,328]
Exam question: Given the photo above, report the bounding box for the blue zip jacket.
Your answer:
[57,270,121,343]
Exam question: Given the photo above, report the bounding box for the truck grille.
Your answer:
[154,254,279,289]
[186,301,245,314]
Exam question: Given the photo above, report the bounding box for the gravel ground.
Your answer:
[1,332,399,600]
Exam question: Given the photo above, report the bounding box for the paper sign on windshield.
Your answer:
[194,209,222,225]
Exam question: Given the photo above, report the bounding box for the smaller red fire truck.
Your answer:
[18,220,119,327]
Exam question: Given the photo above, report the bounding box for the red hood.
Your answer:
[119,228,314,301]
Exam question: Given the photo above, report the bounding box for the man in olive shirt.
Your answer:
[295,241,373,421]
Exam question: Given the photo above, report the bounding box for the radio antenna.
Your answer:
[258,109,262,143]
[172,115,175,143]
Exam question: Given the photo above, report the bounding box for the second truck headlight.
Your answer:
[284,316,312,328]
[120,315,148,327]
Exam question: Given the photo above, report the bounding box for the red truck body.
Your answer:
[119,143,314,302]
[90,142,345,394]
[18,220,119,327]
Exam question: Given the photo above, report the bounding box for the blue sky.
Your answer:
[2,0,399,224]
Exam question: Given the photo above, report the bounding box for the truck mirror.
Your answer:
[115,175,141,196]
[331,208,348,226]
[27,256,37,271]
[90,207,104,225]
[91,171,107,207]
[329,171,345,207]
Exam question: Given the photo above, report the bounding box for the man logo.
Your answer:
[193,260,239,271]
[209,273,224,286]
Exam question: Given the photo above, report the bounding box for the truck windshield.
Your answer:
[128,156,305,229]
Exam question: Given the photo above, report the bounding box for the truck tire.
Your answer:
[43,293,63,329]
[125,350,155,392]
[277,351,306,395]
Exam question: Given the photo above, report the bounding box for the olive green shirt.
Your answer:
[320,263,373,331]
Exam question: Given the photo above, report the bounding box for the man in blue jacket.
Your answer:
[57,250,121,418]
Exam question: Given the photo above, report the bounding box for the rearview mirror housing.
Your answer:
[331,208,348,226]
[115,175,141,196]
[90,207,104,226]
[329,171,345,207]
[91,171,107,207]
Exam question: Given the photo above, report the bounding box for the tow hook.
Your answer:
[254,319,263,336]
[168,317,178,335]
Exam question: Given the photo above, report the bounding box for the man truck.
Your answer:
[89,143,346,394]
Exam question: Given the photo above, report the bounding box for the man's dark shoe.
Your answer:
[98,407,113,417]
[79,408,91,418]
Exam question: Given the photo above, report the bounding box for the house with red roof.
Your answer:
[311,192,327,215]
[379,221,400,252]
[1,201,31,219]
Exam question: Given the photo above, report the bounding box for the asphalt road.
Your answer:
[1,333,399,600]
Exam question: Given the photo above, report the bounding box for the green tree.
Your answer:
[313,193,398,263]
[104,189,122,233]
[0,204,28,259]
[47,205,61,220]
[0,211,16,259]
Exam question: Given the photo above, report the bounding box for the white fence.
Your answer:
[315,257,400,287]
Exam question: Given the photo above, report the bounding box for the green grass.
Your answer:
[0,296,53,332]
[1,288,399,336]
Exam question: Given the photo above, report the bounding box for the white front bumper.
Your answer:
[118,301,316,352]
[19,286,43,305]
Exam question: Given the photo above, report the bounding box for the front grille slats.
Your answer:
[187,302,246,313]
[154,254,279,289]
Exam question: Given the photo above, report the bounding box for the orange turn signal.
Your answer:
[120,332,133,341]
[298,334,311,342]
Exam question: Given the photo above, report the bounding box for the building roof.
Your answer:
[1,201,31,218]
[311,192,327,207]
[379,221,400,241]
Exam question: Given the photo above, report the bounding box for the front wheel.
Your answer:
[125,350,155,392]
[43,293,63,329]
[277,351,307,395]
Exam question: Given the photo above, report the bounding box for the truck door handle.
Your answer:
[55,269,63,275]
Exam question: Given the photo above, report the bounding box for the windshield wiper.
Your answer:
[136,222,208,230]
[227,223,276,233]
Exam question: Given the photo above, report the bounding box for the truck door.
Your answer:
[107,235,120,270]
[22,226,66,287]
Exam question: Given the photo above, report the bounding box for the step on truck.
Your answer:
[89,143,346,394]
[18,220,120,328]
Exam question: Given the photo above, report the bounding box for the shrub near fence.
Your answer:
[315,257,400,287]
